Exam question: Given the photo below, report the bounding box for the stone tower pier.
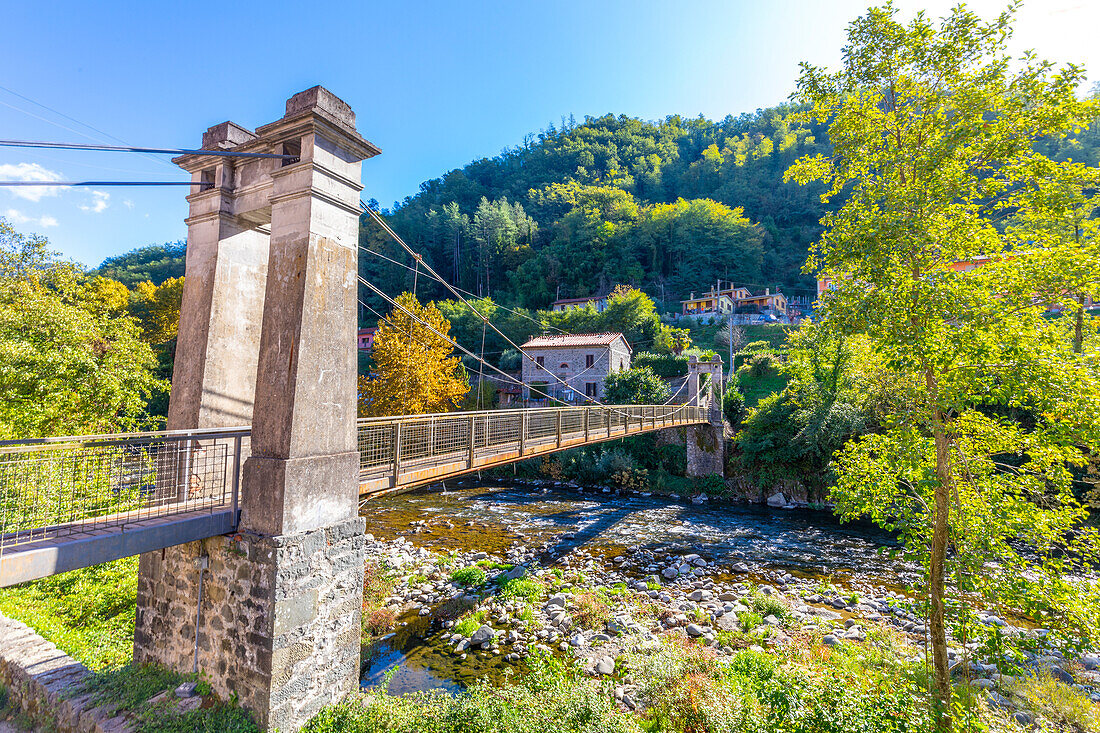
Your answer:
[685,354,726,478]
[133,87,379,731]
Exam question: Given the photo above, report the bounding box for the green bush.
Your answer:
[450,566,488,587]
[633,352,689,379]
[604,366,671,405]
[722,387,746,428]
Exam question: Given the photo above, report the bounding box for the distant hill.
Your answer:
[94,241,186,287]
[359,104,831,314]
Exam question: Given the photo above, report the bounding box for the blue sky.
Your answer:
[2,0,1096,267]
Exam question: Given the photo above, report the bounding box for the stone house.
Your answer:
[520,332,631,403]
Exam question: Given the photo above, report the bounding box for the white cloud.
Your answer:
[5,209,59,228]
[123,199,134,209]
[0,163,65,202]
[79,190,110,214]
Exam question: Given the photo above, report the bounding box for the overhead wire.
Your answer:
[359,244,566,334]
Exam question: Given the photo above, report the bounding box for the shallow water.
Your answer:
[358,480,907,694]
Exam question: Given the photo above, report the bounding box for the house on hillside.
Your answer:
[520,332,631,403]
[551,295,609,313]
[680,282,788,322]
[357,327,376,351]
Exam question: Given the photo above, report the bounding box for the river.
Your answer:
[357,479,918,694]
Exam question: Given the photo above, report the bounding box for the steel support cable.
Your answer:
[362,280,700,426]
[358,276,569,405]
[359,245,566,334]
[0,86,179,171]
[358,281,685,420]
[0,180,202,187]
[0,139,295,159]
[362,204,619,409]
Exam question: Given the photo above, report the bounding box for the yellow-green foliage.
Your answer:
[1008,672,1100,732]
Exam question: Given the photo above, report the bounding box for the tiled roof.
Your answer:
[521,332,626,349]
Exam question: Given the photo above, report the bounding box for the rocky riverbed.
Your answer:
[359,480,1100,721]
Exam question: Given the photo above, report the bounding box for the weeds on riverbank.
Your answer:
[303,654,636,733]
[79,664,258,732]
[0,557,137,670]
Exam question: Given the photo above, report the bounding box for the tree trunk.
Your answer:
[929,397,953,733]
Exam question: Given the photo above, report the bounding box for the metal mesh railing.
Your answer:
[357,403,707,486]
[0,427,248,552]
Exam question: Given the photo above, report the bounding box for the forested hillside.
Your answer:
[359,104,833,313]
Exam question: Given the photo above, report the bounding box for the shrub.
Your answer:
[604,366,671,404]
[722,388,746,428]
[573,592,611,630]
[1008,671,1100,731]
[364,608,396,636]
[453,614,481,637]
[633,352,689,379]
[749,593,789,620]
[450,566,487,587]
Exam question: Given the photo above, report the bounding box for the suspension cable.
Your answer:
[361,203,615,408]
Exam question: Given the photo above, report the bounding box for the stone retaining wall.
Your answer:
[0,612,131,732]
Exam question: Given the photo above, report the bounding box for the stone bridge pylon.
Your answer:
[685,354,725,478]
[132,87,379,731]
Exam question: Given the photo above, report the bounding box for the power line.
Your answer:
[0,140,294,159]
[0,180,200,187]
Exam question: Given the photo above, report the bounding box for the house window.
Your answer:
[586,354,594,368]
[585,382,597,398]
[536,356,544,368]
[559,362,568,369]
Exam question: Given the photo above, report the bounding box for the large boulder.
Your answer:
[470,625,496,645]
[766,492,787,508]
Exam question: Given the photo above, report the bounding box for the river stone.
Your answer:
[570,633,586,647]
[688,589,712,602]
[1050,666,1074,685]
[686,623,706,637]
[763,614,781,626]
[732,562,750,573]
[822,635,840,646]
[455,639,470,653]
[1082,655,1100,671]
[594,656,615,675]
[662,567,679,580]
[767,492,787,508]
[718,592,738,602]
[503,565,528,581]
[546,594,568,609]
[716,614,740,632]
[470,625,496,645]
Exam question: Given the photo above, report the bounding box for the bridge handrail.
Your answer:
[354,402,697,426]
[0,425,252,453]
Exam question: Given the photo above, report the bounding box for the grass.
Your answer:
[79,664,259,732]
[737,370,789,408]
[0,557,137,670]
[450,566,488,587]
[748,592,790,620]
[737,611,765,631]
[454,609,489,637]
[499,577,544,603]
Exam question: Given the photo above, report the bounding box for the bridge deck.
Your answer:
[0,404,707,586]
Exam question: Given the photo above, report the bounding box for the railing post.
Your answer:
[180,434,193,502]
[468,414,476,469]
[392,422,403,489]
[584,407,590,443]
[428,416,435,459]
[607,407,612,438]
[520,412,528,456]
[556,410,563,448]
[231,435,242,528]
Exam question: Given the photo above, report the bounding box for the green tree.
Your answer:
[359,292,469,417]
[786,5,1100,728]
[0,220,163,438]
[604,366,670,405]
